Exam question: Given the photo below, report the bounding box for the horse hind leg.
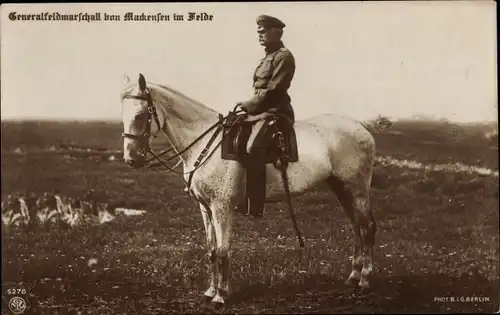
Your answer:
[353,192,376,289]
[326,176,363,286]
[326,176,376,289]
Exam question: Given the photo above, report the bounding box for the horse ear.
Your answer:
[138,73,147,92]
[123,74,131,85]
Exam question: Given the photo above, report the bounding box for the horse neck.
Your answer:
[149,84,221,163]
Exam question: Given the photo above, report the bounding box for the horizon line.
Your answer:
[0,116,498,125]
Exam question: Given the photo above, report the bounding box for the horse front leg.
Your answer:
[200,204,217,303]
[210,202,233,308]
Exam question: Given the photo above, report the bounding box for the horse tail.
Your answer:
[360,115,394,134]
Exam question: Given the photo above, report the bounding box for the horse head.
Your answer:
[120,73,166,168]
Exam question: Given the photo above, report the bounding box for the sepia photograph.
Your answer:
[1,1,498,314]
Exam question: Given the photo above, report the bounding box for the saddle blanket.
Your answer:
[221,113,298,165]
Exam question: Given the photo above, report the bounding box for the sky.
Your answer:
[1,1,497,123]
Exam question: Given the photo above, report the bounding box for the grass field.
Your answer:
[1,119,499,314]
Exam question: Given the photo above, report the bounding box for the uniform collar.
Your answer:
[265,41,284,55]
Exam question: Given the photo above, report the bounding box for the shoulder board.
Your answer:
[279,47,288,52]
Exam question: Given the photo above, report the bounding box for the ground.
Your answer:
[1,119,499,314]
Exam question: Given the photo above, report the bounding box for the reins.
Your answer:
[145,116,229,176]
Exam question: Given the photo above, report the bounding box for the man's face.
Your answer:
[257,26,281,46]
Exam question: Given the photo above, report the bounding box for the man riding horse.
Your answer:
[235,14,296,217]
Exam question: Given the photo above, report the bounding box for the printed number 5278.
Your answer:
[7,288,26,295]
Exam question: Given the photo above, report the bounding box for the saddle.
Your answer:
[221,112,299,217]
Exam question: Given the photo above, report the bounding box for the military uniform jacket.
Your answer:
[242,41,296,123]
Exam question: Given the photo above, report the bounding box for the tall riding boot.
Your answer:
[235,189,250,216]
[247,152,266,217]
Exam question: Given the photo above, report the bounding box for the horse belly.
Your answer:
[264,131,333,200]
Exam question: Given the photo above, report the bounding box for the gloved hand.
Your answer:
[236,102,249,112]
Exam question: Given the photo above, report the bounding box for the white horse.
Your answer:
[120,73,394,307]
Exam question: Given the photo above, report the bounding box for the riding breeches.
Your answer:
[245,119,267,155]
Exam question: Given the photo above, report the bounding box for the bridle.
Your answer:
[122,88,189,172]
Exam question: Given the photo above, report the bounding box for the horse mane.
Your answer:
[148,82,220,120]
[154,83,211,110]
[121,78,218,116]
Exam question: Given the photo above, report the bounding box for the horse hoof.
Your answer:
[212,301,224,310]
[345,277,360,287]
[201,295,213,305]
[211,293,226,310]
[358,286,372,295]
[358,280,371,292]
